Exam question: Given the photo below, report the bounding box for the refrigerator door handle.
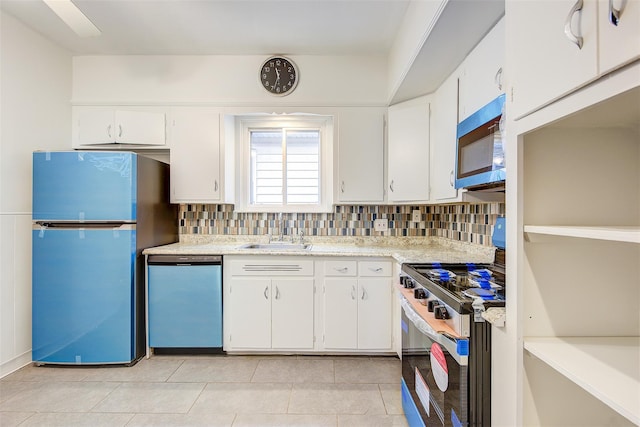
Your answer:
[33,222,135,230]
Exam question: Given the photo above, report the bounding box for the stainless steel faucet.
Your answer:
[278,212,284,242]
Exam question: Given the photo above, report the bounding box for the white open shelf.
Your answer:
[524,337,640,425]
[524,225,640,244]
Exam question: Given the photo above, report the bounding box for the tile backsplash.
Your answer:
[179,203,505,246]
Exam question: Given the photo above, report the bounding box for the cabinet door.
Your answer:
[170,109,221,203]
[271,279,314,349]
[323,278,358,349]
[387,97,430,202]
[74,108,166,147]
[508,0,598,119]
[336,110,384,203]
[598,0,640,74]
[115,110,166,146]
[76,109,114,146]
[458,18,505,121]
[357,278,392,350]
[430,72,459,201]
[228,278,271,349]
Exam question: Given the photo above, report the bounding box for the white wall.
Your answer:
[0,10,72,377]
[72,54,388,106]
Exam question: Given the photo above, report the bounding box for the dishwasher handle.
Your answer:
[147,254,222,265]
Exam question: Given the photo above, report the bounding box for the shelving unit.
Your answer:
[519,83,640,426]
[524,337,639,425]
[524,225,640,244]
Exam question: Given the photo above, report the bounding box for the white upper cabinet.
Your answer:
[387,96,430,203]
[169,108,233,204]
[508,0,640,119]
[430,70,460,202]
[336,109,385,203]
[598,0,640,73]
[458,17,505,122]
[73,107,166,148]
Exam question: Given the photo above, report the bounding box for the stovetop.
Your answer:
[401,262,505,314]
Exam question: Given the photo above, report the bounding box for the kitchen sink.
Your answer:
[239,243,312,251]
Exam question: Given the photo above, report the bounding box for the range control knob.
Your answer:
[414,288,427,299]
[434,305,450,320]
[401,276,415,288]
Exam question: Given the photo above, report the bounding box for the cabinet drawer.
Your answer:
[229,259,314,276]
[324,260,357,276]
[358,261,392,277]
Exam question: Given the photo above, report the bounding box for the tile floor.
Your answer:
[0,355,409,427]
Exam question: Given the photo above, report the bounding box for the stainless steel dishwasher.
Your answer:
[147,254,223,354]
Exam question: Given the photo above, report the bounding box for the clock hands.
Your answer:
[272,67,280,90]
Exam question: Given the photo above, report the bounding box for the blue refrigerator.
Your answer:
[32,151,177,365]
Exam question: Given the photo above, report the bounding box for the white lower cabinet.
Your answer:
[322,259,393,351]
[224,255,394,354]
[228,278,314,350]
[225,257,314,351]
[227,278,272,349]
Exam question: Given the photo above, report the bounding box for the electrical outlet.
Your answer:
[412,210,421,223]
[374,218,388,232]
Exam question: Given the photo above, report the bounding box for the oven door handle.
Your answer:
[400,295,469,365]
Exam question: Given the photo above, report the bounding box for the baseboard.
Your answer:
[1,350,32,379]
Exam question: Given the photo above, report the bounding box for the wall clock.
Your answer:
[260,56,298,96]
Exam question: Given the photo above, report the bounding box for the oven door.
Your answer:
[401,299,468,427]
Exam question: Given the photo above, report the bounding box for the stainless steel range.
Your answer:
[399,259,505,427]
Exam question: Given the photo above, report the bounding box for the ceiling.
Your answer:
[0,0,412,56]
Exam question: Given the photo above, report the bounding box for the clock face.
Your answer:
[260,56,298,96]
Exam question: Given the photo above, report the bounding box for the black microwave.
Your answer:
[455,94,506,189]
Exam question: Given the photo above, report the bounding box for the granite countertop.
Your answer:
[143,235,496,264]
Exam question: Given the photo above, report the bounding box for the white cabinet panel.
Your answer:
[323,278,358,349]
[225,257,315,351]
[169,109,221,203]
[458,18,505,122]
[228,278,271,349]
[387,96,430,202]
[358,261,392,277]
[598,0,640,73]
[73,107,166,147]
[430,71,460,201]
[509,0,639,120]
[336,109,384,203]
[324,260,357,276]
[271,279,314,349]
[357,278,392,350]
[508,0,599,118]
[322,260,392,351]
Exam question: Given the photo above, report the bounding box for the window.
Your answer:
[236,115,333,212]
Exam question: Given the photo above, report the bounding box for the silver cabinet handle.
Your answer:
[369,267,383,273]
[351,285,356,300]
[389,180,394,192]
[341,181,345,193]
[118,124,123,138]
[264,286,269,300]
[275,286,280,300]
[450,170,454,187]
[564,0,584,49]
[609,0,620,26]
[494,67,503,91]
[361,287,367,300]
[107,124,112,139]
[335,267,349,273]
[214,180,219,192]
